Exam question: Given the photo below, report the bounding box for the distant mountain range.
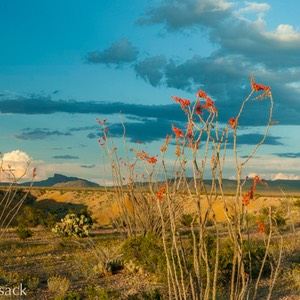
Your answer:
[216,179,300,194]
[22,173,100,188]
[2,173,299,193]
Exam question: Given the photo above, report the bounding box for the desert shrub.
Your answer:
[17,205,57,228]
[39,211,57,228]
[93,257,123,277]
[180,213,195,227]
[17,206,40,227]
[127,289,163,300]
[1,271,23,285]
[218,239,271,283]
[25,275,39,290]
[287,264,300,292]
[259,207,286,228]
[48,275,70,298]
[85,286,120,300]
[52,210,93,238]
[55,291,82,300]
[122,234,166,275]
[15,227,33,239]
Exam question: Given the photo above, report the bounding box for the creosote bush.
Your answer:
[47,275,70,299]
[122,234,166,276]
[15,226,33,239]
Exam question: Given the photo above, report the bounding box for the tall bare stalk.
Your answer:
[0,161,34,238]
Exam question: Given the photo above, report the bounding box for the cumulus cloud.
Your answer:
[135,0,300,125]
[138,0,233,30]
[271,173,300,180]
[236,1,270,16]
[265,24,300,42]
[134,55,167,86]
[1,150,32,180]
[85,38,139,65]
[246,172,300,180]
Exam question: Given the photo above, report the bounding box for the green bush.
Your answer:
[218,239,271,283]
[25,275,40,290]
[55,291,82,300]
[180,213,195,227]
[122,234,166,275]
[17,206,57,228]
[48,275,70,298]
[16,227,33,239]
[84,286,120,300]
[259,207,286,228]
[127,289,163,300]
[52,210,93,238]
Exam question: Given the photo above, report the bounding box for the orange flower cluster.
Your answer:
[171,96,190,106]
[242,192,250,206]
[147,156,157,164]
[196,90,207,98]
[195,102,203,115]
[157,183,166,201]
[195,89,217,113]
[172,96,190,114]
[258,220,267,233]
[131,148,158,165]
[228,117,237,129]
[251,76,270,92]
[242,175,266,206]
[172,124,184,138]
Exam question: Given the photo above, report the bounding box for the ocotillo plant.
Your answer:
[97,76,284,299]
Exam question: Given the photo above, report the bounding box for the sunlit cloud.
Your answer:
[1,150,32,180]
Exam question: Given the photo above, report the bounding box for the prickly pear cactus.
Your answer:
[52,211,93,237]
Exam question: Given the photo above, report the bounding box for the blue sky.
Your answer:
[0,0,300,183]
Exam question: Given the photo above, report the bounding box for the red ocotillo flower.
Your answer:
[147,156,157,164]
[195,102,203,115]
[228,117,237,129]
[196,90,207,99]
[258,220,267,233]
[172,124,184,138]
[171,96,190,106]
[157,184,166,201]
[242,192,250,206]
[251,75,271,92]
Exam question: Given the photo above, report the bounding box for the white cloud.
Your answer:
[196,0,233,12]
[246,172,300,181]
[238,1,270,14]
[264,24,300,42]
[270,173,300,181]
[1,150,32,180]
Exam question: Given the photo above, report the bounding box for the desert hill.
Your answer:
[22,173,100,188]
[2,174,299,226]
